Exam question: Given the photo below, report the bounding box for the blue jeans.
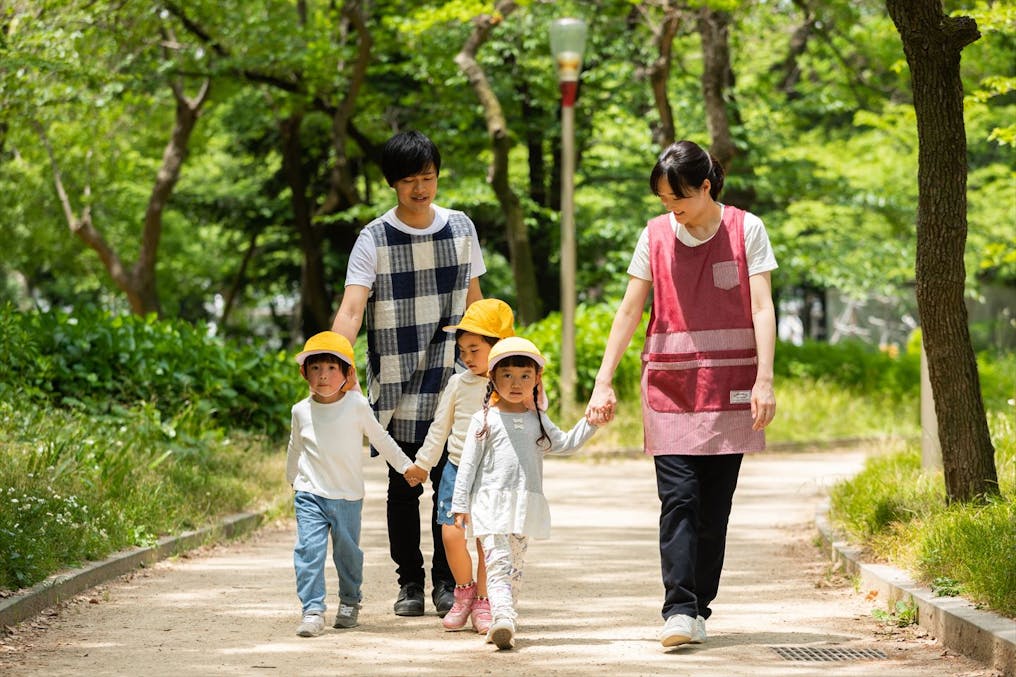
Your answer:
[294,491,363,613]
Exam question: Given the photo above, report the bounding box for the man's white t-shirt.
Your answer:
[345,205,487,289]
[627,206,778,281]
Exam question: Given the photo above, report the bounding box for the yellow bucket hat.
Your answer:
[295,331,355,366]
[487,336,546,373]
[443,299,515,339]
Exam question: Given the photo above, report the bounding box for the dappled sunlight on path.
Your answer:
[0,450,995,676]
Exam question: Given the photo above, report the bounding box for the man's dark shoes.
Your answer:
[432,581,455,618]
[394,582,425,616]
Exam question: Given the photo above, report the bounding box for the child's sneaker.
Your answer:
[333,602,360,629]
[659,613,696,647]
[487,617,516,650]
[441,582,476,631]
[470,597,492,634]
[296,611,325,637]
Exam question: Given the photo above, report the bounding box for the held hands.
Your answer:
[403,464,428,487]
[453,513,469,529]
[585,381,617,427]
[750,379,776,431]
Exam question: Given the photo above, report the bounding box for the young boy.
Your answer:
[332,130,486,617]
[287,331,420,637]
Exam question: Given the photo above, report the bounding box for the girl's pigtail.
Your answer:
[532,384,551,449]
[476,380,495,440]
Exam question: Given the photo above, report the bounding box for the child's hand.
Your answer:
[404,464,428,486]
[453,513,469,529]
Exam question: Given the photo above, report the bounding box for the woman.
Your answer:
[585,140,778,647]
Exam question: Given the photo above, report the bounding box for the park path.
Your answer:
[0,448,996,676]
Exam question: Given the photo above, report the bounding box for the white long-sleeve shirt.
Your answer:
[451,409,597,539]
[414,371,488,471]
[286,392,413,500]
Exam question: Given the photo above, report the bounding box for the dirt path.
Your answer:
[0,450,998,676]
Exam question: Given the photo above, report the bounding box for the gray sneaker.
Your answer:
[334,602,360,628]
[296,611,325,637]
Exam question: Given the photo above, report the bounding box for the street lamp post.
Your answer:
[549,17,587,417]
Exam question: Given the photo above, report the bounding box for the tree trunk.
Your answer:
[280,114,332,336]
[886,0,997,502]
[646,2,681,148]
[697,6,754,207]
[455,0,541,323]
[317,0,371,217]
[35,79,209,317]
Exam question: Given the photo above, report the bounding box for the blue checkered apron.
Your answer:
[364,213,474,445]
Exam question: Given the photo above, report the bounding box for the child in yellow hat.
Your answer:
[450,337,598,650]
[287,331,419,638]
[408,298,515,634]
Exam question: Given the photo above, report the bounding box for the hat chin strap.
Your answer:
[310,379,346,399]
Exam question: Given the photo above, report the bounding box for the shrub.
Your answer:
[0,304,302,438]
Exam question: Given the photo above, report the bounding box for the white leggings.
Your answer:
[481,533,528,623]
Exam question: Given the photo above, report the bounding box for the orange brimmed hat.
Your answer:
[487,337,546,373]
[295,331,355,366]
[443,299,515,339]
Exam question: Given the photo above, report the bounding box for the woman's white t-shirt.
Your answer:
[627,206,778,281]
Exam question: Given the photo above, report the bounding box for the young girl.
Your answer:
[451,337,598,650]
[410,299,516,633]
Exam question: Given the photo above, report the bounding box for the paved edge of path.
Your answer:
[816,504,1015,677]
[0,512,264,629]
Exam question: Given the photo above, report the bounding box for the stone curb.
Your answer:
[816,502,1015,677]
[0,511,264,629]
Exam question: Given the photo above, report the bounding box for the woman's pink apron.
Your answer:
[641,207,765,455]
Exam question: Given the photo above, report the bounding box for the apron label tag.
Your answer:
[729,390,751,404]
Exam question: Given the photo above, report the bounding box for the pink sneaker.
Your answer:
[470,597,492,634]
[441,582,476,631]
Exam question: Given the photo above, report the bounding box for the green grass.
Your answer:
[585,376,919,451]
[828,409,1016,618]
[0,399,288,591]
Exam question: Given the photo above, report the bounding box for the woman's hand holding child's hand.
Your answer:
[403,464,428,487]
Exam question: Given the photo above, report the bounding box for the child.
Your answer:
[451,337,598,650]
[411,298,515,634]
[332,130,486,617]
[286,331,420,638]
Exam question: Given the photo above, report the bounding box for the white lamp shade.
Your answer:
[549,17,587,82]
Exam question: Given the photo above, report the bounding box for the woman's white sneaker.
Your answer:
[690,615,707,644]
[659,614,696,647]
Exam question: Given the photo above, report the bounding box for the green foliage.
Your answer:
[775,339,920,400]
[872,600,918,627]
[516,303,648,407]
[0,398,285,591]
[828,404,1016,618]
[917,497,1016,616]
[0,304,303,438]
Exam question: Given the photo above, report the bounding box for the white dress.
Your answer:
[451,408,597,539]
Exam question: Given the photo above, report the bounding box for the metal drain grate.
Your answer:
[769,646,887,662]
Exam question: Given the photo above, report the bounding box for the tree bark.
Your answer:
[455,0,541,323]
[34,78,209,317]
[645,2,681,148]
[771,0,816,100]
[886,0,997,502]
[318,0,371,216]
[280,114,332,336]
[697,6,754,207]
